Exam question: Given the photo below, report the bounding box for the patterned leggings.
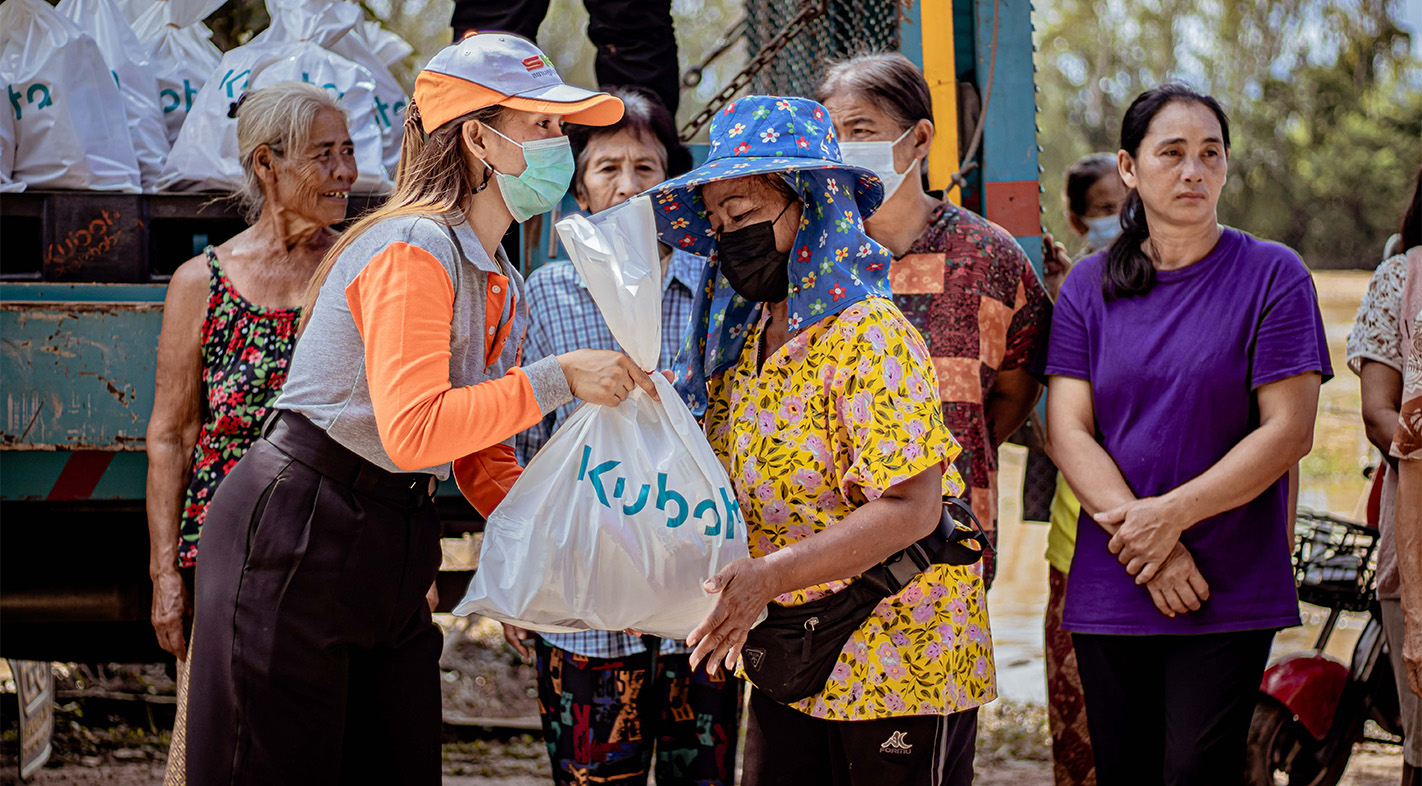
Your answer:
[1045,565,1097,786]
[535,640,744,786]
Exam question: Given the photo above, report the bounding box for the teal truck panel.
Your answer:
[2,285,165,453]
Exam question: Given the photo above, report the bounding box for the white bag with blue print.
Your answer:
[156,0,394,194]
[454,195,753,640]
[0,0,142,191]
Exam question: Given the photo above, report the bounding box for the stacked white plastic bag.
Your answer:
[130,0,226,145]
[158,0,395,193]
[455,195,753,640]
[266,0,407,175]
[0,0,142,191]
[58,0,171,191]
[357,21,414,69]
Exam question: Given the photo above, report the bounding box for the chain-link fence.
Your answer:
[744,0,902,98]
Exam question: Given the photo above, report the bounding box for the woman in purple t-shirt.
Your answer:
[1043,84,1331,785]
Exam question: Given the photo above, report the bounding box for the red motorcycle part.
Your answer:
[1259,653,1350,741]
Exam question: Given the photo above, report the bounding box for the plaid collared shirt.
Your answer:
[515,248,705,659]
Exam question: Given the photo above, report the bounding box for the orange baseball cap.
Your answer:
[414,33,625,133]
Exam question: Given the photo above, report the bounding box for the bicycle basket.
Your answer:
[1293,509,1379,612]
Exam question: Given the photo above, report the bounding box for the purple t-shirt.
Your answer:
[1045,228,1332,635]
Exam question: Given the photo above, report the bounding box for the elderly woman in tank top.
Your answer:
[145,82,356,784]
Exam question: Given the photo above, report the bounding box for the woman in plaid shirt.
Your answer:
[510,86,744,786]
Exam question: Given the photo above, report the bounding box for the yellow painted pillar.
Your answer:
[919,0,961,204]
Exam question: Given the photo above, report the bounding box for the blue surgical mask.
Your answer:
[1083,214,1122,251]
[480,125,575,223]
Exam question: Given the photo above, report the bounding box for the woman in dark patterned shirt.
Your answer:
[819,53,1052,588]
[144,82,355,784]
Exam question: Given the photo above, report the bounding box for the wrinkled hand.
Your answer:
[1042,233,1074,301]
[558,350,659,407]
[687,558,776,678]
[1405,615,1422,699]
[1144,543,1211,618]
[151,569,191,661]
[1099,497,1187,583]
[502,623,534,661]
[425,580,440,613]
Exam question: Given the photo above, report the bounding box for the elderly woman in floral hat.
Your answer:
[656,95,994,786]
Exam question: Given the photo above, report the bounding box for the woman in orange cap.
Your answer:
[186,35,650,785]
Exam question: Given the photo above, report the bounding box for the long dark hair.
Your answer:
[1401,164,1422,253]
[1104,84,1231,300]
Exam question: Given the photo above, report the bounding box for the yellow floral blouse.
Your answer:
[705,297,997,721]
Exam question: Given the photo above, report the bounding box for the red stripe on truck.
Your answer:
[47,452,116,501]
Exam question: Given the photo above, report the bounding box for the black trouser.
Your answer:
[742,687,977,786]
[1072,629,1277,786]
[450,0,680,116]
[187,412,444,786]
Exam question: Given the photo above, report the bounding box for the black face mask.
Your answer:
[717,200,793,303]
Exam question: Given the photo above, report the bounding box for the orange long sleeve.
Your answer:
[346,242,548,472]
[452,444,523,517]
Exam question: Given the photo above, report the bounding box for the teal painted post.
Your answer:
[974,0,1043,272]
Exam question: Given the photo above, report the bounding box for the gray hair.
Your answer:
[232,82,345,222]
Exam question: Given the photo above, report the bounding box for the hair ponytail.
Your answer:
[297,98,504,332]
[1102,189,1155,299]
[1101,83,1230,300]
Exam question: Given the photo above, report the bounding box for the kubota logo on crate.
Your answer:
[575,445,743,538]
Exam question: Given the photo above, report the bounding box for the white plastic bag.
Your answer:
[131,0,225,145]
[324,14,406,181]
[266,0,408,178]
[157,0,392,193]
[0,100,24,192]
[455,196,752,640]
[0,0,141,191]
[57,0,171,191]
[357,20,413,69]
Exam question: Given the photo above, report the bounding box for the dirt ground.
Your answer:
[0,681,1405,785]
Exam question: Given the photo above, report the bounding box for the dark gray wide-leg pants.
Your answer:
[187,412,443,786]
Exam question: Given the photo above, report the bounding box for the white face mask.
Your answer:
[1083,214,1122,251]
[838,127,916,201]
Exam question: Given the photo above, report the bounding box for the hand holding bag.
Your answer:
[454,195,754,639]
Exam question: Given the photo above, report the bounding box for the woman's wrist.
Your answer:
[1155,490,1196,535]
[150,560,180,581]
[751,551,795,601]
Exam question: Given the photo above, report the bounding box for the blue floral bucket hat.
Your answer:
[650,96,896,415]
[650,96,884,257]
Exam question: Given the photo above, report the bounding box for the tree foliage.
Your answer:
[1034,0,1422,268]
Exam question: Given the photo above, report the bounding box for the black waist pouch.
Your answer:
[740,498,990,704]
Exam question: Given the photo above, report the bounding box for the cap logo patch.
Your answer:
[522,55,554,73]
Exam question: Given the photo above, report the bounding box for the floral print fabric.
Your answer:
[705,297,996,721]
[176,249,300,568]
[1346,252,1408,374]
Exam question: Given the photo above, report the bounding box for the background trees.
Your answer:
[1033,0,1422,267]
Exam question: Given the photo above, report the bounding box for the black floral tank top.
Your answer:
[176,249,300,568]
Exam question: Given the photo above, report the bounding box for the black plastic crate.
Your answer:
[1293,509,1379,612]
